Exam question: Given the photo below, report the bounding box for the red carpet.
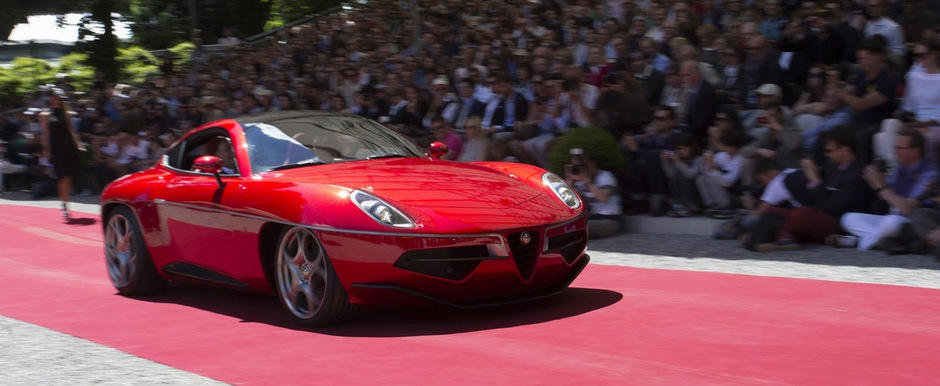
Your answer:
[2,204,940,384]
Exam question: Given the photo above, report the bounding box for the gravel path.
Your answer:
[0,316,222,385]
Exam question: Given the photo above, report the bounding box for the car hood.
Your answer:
[268,158,543,209]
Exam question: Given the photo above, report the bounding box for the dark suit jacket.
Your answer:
[470,92,529,128]
[685,81,718,138]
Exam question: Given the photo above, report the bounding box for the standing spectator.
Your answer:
[758,0,788,40]
[741,35,781,107]
[680,60,718,139]
[835,36,898,163]
[863,0,905,57]
[837,129,939,249]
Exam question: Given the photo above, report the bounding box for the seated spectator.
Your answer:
[837,129,939,250]
[661,133,704,216]
[474,75,529,134]
[456,117,488,162]
[707,106,745,151]
[0,140,29,191]
[748,128,872,251]
[696,129,747,218]
[873,39,940,168]
[910,199,940,258]
[565,148,622,238]
[514,75,573,167]
[428,117,463,161]
[623,105,681,216]
[796,85,854,159]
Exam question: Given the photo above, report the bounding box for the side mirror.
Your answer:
[193,155,222,174]
[428,141,449,159]
[193,155,226,188]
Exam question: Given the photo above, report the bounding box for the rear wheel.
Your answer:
[274,226,353,326]
[104,206,165,295]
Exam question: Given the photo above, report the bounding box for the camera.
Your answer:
[872,158,889,173]
[571,164,583,175]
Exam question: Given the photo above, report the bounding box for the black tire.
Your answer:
[104,205,165,295]
[273,226,354,326]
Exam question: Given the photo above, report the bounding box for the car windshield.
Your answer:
[242,116,425,173]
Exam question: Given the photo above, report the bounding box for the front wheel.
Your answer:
[104,205,165,295]
[274,226,353,326]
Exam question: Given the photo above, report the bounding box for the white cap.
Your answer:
[755,83,782,97]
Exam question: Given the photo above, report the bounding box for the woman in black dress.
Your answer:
[40,88,83,220]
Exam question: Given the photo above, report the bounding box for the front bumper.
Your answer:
[316,215,589,306]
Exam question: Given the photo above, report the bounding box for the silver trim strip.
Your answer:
[152,198,522,239]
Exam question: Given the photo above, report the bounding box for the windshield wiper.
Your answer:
[367,154,409,160]
[269,159,326,171]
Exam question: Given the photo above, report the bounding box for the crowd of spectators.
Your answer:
[2,0,940,254]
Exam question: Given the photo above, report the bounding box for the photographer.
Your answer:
[837,128,938,250]
[565,148,622,238]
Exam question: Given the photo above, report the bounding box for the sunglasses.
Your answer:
[653,115,671,120]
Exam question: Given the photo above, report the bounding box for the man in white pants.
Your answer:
[838,129,938,250]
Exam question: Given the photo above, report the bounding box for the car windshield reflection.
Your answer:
[242,116,424,173]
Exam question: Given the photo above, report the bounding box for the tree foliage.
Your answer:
[0,54,95,105]
[116,45,159,85]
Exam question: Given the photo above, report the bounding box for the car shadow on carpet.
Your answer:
[137,283,622,337]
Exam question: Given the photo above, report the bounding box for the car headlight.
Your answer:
[350,190,415,228]
[542,172,581,209]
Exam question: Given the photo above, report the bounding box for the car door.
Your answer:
[159,127,247,284]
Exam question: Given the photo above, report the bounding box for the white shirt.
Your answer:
[902,70,940,124]
[706,152,744,187]
[760,168,802,207]
[865,17,905,56]
[587,170,622,216]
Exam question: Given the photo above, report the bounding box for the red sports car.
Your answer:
[101,111,589,325]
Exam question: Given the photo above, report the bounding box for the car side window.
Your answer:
[167,129,239,175]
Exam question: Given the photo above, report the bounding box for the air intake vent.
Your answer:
[547,229,587,263]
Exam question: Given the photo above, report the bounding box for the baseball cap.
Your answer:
[431,76,449,87]
[755,83,782,97]
[569,148,584,155]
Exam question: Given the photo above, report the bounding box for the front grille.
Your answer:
[507,231,542,280]
[547,229,587,264]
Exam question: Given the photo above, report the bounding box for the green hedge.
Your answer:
[548,127,627,175]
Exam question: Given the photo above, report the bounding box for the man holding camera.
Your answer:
[565,148,622,238]
[834,128,938,249]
